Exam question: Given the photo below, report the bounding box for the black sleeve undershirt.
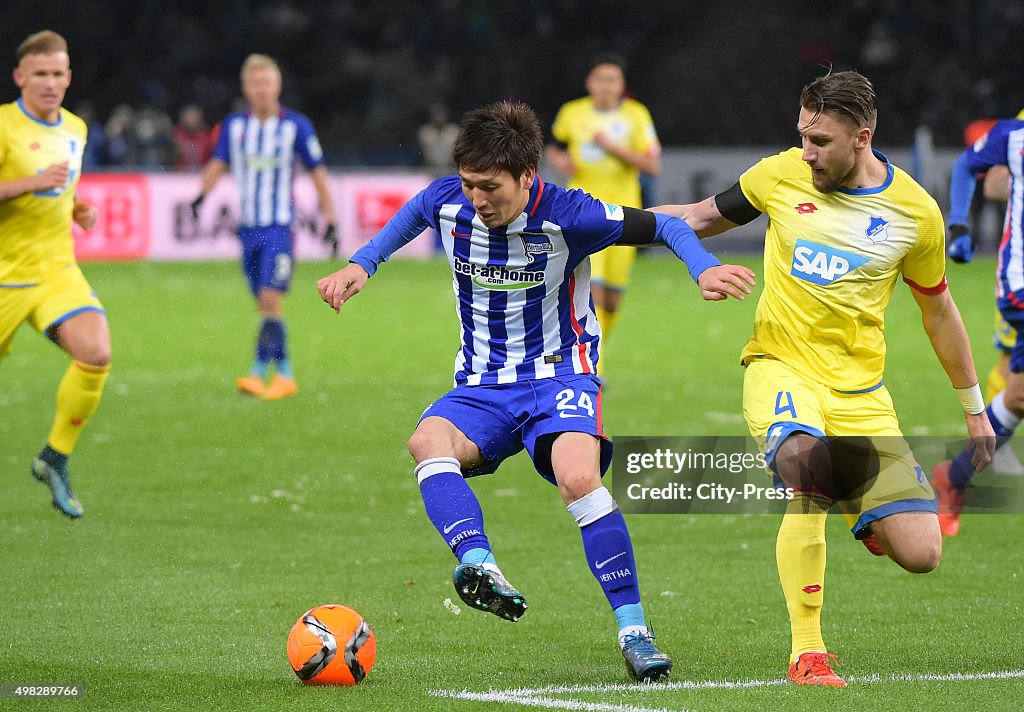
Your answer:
[715,181,762,226]
[616,207,658,246]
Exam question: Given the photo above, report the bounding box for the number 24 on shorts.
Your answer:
[556,388,595,419]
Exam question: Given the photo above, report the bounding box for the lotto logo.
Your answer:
[791,239,869,286]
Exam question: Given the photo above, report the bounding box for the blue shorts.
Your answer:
[418,374,612,483]
[240,226,293,295]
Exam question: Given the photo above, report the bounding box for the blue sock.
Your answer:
[254,319,279,376]
[415,457,492,561]
[568,487,641,611]
[272,321,292,377]
[614,602,646,631]
[950,395,1019,490]
[276,357,293,379]
[460,547,497,566]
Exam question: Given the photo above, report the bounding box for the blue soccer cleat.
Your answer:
[621,629,673,682]
[31,457,84,519]
[453,563,527,622]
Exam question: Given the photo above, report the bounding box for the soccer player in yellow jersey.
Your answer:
[656,71,995,687]
[546,54,660,369]
[0,30,106,518]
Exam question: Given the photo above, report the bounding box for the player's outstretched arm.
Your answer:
[910,286,996,472]
[317,263,369,314]
[649,196,741,238]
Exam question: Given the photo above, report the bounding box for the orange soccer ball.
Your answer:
[287,604,376,686]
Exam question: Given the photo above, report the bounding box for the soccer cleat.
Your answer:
[31,457,84,518]
[620,630,673,682]
[262,374,298,401]
[932,460,963,537]
[235,374,266,397]
[787,651,846,687]
[452,563,527,622]
[861,533,885,556]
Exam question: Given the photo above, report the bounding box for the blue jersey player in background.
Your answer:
[938,116,1024,534]
[317,100,756,681]
[192,54,337,400]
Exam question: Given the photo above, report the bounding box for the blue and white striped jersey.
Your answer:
[212,108,324,228]
[354,175,649,385]
[957,119,1024,308]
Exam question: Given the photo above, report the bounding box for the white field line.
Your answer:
[430,688,681,712]
[431,669,1024,711]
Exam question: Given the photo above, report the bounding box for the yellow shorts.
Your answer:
[0,263,104,361]
[742,357,936,537]
[590,245,637,291]
[994,308,1015,354]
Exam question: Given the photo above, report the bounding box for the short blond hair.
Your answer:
[17,30,68,62]
[240,54,281,81]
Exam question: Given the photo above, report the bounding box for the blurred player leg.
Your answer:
[937,319,1024,535]
[986,314,1024,475]
[591,246,636,377]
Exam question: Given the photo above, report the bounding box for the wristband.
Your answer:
[955,383,985,415]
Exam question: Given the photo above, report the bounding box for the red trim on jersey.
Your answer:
[529,177,545,216]
[903,274,948,295]
[1009,290,1024,309]
[567,272,591,374]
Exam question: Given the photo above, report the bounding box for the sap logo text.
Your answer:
[791,239,869,286]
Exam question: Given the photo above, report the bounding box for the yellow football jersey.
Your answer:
[550,97,659,208]
[0,100,87,286]
[738,147,946,392]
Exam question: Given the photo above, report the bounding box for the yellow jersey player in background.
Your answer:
[545,53,660,373]
[0,30,107,518]
[656,71,994,687]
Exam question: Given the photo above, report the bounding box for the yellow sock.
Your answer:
[47,360,110,455]
[595,306,620,340]
[776,495,830,663]
[986,362,1006,403]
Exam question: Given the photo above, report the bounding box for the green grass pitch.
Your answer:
[1,255,1021,711]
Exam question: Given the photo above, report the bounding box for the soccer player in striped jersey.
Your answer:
[0,30,105,518]
[938,109,1024,533]
[546,53,661,374]
[192,54,337,400]
[655,71,994,687]
[318,100,754,681]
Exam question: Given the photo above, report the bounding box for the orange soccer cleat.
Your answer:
[262,373,298,400]
[787,651,847,688]
[932,460,963,537]
[235,374,266,397]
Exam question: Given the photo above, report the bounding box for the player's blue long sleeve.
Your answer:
[349,192,430,277]
[948,150,978,227]
[653,212,721,282]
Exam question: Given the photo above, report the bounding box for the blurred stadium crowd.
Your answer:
[5,0,1024,167]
